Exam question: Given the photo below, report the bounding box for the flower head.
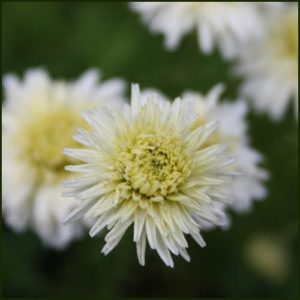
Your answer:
[130,2,279,59]
[2,68,125,249]
[235,5,298,121]
[64,84,236,267]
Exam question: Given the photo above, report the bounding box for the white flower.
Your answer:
[2,68,126,249]
[63,84,237,267]
[235,5,298,121]
[180,86,269,219]
[130,2,280,59]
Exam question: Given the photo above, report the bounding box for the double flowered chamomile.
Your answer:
[2,69,126,249]
[63,84,237,267]
[235,4,298,121]
[130,2,282,59]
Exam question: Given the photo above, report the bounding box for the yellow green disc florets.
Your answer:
[270,10,298,62]
[14,104,83,183]
[118,132,192,201]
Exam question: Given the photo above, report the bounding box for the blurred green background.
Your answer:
[2,2,298,298]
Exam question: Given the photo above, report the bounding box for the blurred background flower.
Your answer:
[2,2,298,298]
[130,2,283,59]
[2,68,126,249]
[235,4,298,121]
[244,232,292,283]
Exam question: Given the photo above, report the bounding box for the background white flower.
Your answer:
[2,68,126,249]
[235,4,298,121]
[63,84,236,267]
[130,2,282,59]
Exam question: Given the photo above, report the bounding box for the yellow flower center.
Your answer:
[270,11,298,62]
[14,103,84,183]
[117,132,191,203]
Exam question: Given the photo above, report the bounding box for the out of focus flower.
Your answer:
[130,2,281,59]
[244,234,290,282]
[235,5,298,121]
[2,68,125,249]
[63,84,236,267]
[142,85,268,228]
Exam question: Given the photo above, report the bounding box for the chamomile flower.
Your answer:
[235,5,298,121]
[180,86,268,217]
[2,68,125,249]
[63,84,236,267]
[130,2,279,59]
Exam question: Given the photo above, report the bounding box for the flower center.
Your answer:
[118,133,191,199]
[284,25,298,60]
[270,12,298,62]
[14,104,83,183]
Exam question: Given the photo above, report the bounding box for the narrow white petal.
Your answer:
[191,232,206,248]
[136,230,147,266]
